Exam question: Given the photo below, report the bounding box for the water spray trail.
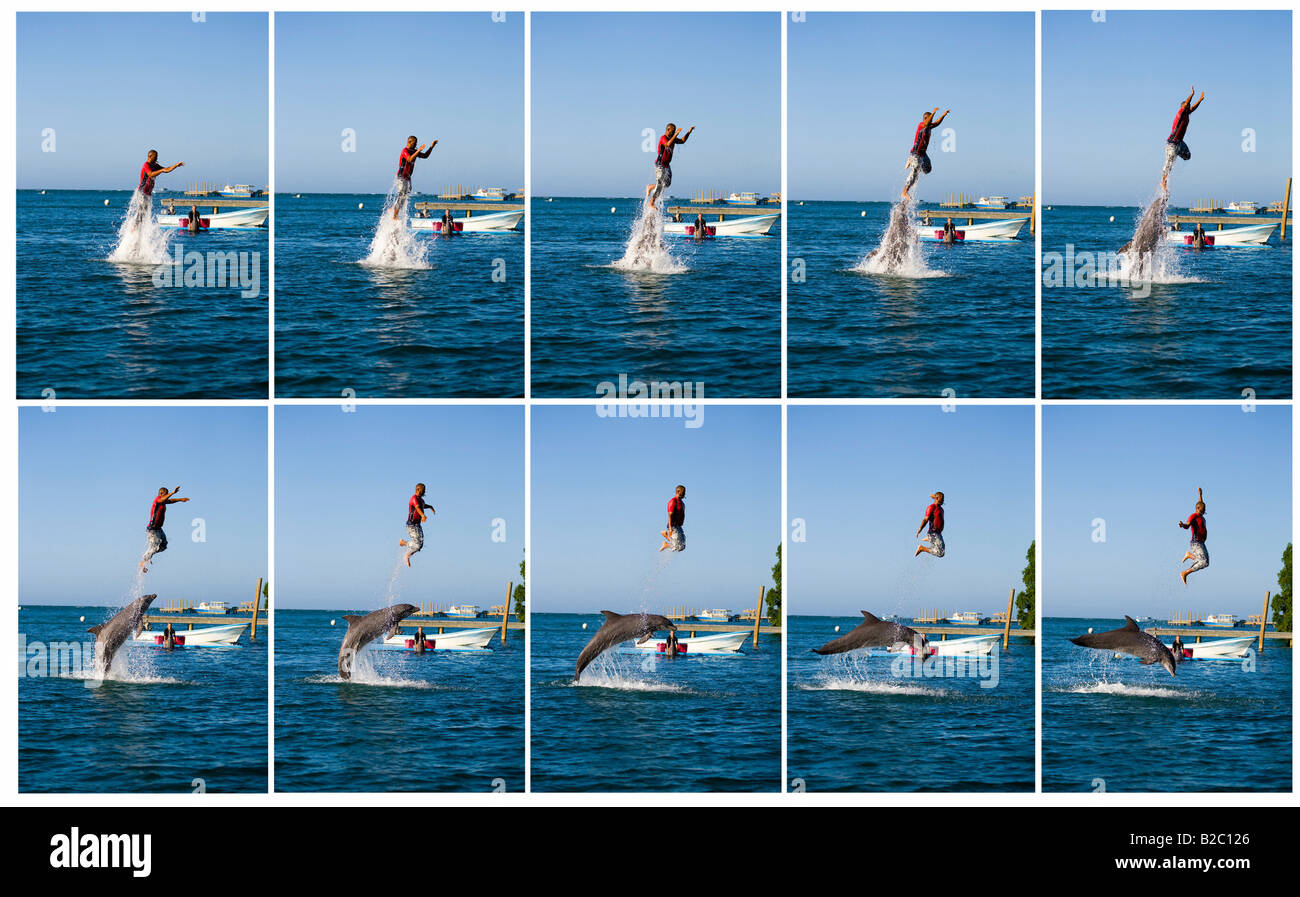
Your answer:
[107,191,169,264]
[855,193,941,277]
[361,178,431,269]
[612,200,687,273]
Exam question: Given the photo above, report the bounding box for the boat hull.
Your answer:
[132,622,248,646]
[1165,223,1277,246]
[665,213,780,237]
[407,209,524,232]
[156,207,268,229]
[1168,636,1254,660]
[917,217,1027,241]
[631,630,750,654]
[377,626,497,651]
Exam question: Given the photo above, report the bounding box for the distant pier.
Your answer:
[919,193,1036,234]
[665,203,781,223]
[1167,177,1291,240]
[144,577,265,640]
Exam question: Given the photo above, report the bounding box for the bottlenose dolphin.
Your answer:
[337,603,420,679]
[574,610,676,682]
[88,594,157,672]
[811,611,929,656]
[1069,615,1176,676]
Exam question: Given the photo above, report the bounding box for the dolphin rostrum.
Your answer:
[574,610,676,682]
[337,603,420,679]
[811,611,929,656]
[88,594,157,672]
[1069,615,1176,676]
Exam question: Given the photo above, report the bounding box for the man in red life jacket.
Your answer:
[646,123,694,209]
[399,483,435,566]
[139,486,190,573]
[914,491,946,558]
[393,135,437,220]
[1178,486,1209,584]
[138,150,183,198]
[902,108,949,200]
[1163,87,1204,191]
[659,485,687,552]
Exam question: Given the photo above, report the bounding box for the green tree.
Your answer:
[1273,543,1292,634]
[1015,541,1035,630]
[766,544,782,625]
[513,556,526,623]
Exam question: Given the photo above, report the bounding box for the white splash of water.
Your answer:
[855,194,944,278]
[1059,680,1195,699]
[360,179,430,269]
[806,649,948,695]
[107,191,169,264]
[612,200,687,273]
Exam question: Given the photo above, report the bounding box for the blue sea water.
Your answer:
[274,608,524,792]
[274,193,524,398]
[18,604,268,792]
[787,201,1035,398]
[1042,205,1292,398]
[530,612,781,791]
[1043,617,1291,792]
[530,197,781,397]
[16,190,269,399]
[787,615,1035,792]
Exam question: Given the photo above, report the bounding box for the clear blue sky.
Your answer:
[19,408,267,606]
[1044,10,1292,205]
[17,13,268,190]
[276,12,522,193]
[275,406,523,610]
[790,12,1033,201]
[532,13,780,197]
[1044,406,1291,618]
[531,406,780,613]
[789,406,1034,617]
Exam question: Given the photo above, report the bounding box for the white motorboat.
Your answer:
[721,191,763,205]
[377,626,497,651]
[1203,613,1240,628]
[1165,222,1277,246]
[973,195,1010,209]
[946,611,986,625]
[1167,636,1254,660]
[929,634,1000,656]
[406,209,524,232]
[1225,200,1260,214]
[443,605,484,618]
[664,212,780,237]
[133,622,248,646]
[917,217,1028,242]
[631,630,749,654]
[156,206,269,229]
[697,609,733,622]
[219,184,263,198]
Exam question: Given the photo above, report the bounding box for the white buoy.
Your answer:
[1087,627,1094,634]
[79,615,85,622]
[103,199,110,206]
[330,619,336,626]
[358,203,364,210]
[1109,216,1115,223]
[833,625,841,632]
[581,622,588,630]
[610,207,616,213]
[296,194,301,199]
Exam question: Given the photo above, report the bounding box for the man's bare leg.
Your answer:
[915,544,930,557]
[1180,568,1191,584]
[1181,551,1193,563]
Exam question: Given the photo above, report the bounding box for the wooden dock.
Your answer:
[159,196,268,212]
[662,587,782,646]
[918,206,1036,234]
[404,581,524,643]
[146,577,266,639]
[1167,177,1291,240]
[411,201,523,217]
[666,204,781,222]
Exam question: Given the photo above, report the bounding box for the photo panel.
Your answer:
[530,404,782,791]
[787,12,1036,398]
[274,12,525,399]
[1042,404,1292,792]
[18,406,269,792]
[786,404,1036,792]
[16,12,270,399]
[530,12,782,398]
[273,405,525,792]
[1041,10,1292,399]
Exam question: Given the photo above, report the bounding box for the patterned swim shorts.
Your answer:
[405,524,424,553]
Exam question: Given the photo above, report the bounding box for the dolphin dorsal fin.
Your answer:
[342,615,363,626]
[1123,615,1140,631]
[87,624,104,636]
[600,610,621,622]
[860,611,881,623]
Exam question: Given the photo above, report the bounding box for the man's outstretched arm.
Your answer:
[1189,92,1204,113]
